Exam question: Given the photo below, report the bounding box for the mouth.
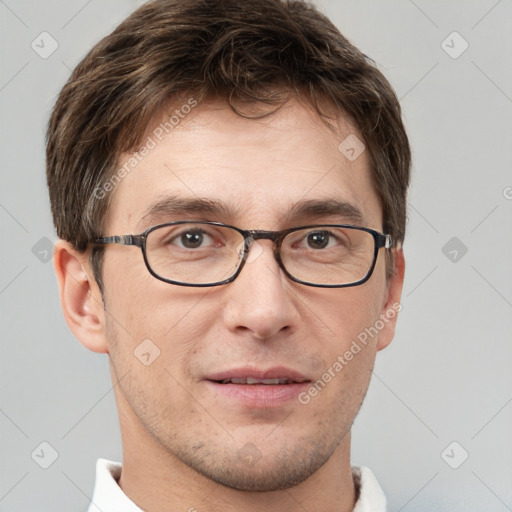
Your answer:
[204,367,311,407]
[215,377,304,385]
[205,366,310,384]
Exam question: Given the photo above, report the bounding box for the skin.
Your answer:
[54,96,405,512]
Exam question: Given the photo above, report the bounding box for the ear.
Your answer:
[376,247,405,352]
[53,240,108,354]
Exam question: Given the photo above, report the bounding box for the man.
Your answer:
[46,0,410,510]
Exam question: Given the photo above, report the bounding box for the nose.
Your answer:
[222,239,300,340]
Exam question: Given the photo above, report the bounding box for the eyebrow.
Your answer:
[137,195,365,231]
[283,198,365,225]
[137,196,240,230]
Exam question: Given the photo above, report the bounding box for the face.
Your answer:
[93,97,402,491]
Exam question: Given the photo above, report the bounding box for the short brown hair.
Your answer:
[46,0,411,287]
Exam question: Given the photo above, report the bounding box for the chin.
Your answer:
[178,437,338,492]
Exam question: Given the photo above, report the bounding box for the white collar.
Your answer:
[352,465,387,511]
[87,458,386,511]
[87,459,143,512]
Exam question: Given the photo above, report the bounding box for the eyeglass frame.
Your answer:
[92,221,394,288]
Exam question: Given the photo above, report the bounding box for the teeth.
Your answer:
[248,377,277,385]
[221,377,294,385]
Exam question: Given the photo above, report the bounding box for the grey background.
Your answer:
[1,0,511,510]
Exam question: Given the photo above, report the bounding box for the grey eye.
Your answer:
[180,230,205,249]
[306,231,331,249]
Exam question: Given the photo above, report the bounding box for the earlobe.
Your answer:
[53,240,109,354]
[376,248,405,352]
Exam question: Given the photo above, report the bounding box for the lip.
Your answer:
[203,366,311,408]
[204,366,309,382]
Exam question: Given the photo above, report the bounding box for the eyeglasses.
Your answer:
[93,221,393,288]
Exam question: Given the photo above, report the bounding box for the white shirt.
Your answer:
[87,458,387,511]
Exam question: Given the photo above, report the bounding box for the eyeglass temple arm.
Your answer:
[94,235,145,247]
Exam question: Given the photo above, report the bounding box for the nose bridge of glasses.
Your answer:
[239,230,284,266]
[245,230,284,255]
[246,230,281,242]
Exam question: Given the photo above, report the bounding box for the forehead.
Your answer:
[106,96,382,233]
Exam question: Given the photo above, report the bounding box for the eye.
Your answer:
[305,231,332,249]
[296,230,348,250]
[285,227,355,254]
[170,229,216,249]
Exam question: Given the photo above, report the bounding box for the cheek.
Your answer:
[103,262,217,371]
[103,250,185,332]
[305,282,385,348]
